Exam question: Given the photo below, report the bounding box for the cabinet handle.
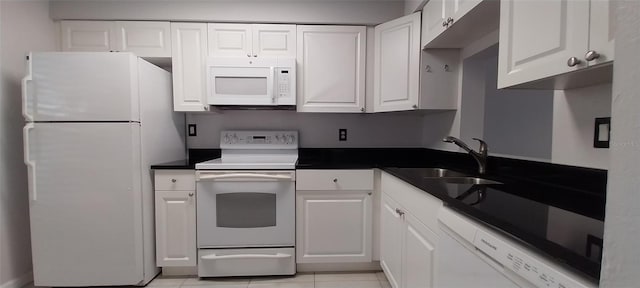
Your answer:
[367,192,372,196]
[171,179,177,183]
[567,57,582,67]
[189,193,194,197]
[247,54,251,57]
[203,106,209,111]
[360,107,365,112]
[447,17,454,25]
[442,21,448,27]
[395,208,405,216]
[412,104,418,109]
[253,54,258,57]
[585,50,600,61]
[333,178,338,183]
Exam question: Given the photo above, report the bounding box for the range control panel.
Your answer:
[473,230,596,288]
[220,130,298,149]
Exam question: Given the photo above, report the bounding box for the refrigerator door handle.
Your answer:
[23,123,36,201]
[22,68,34,122]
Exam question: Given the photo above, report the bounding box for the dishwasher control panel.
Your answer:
[473,230,596,288]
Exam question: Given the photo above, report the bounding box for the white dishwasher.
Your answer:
[437,207,597,288]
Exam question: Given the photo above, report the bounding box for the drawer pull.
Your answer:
[333,178,338,183]
[201,253,292,260]
[171,179,177,183]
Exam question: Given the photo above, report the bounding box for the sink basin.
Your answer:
[395,168,470,178]
[438,177,502,185]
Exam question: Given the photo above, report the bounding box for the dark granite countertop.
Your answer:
[150,149,220,170]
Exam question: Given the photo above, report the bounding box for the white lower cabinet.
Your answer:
[296,170,374,264]
[154,171,197,267]
[380,172,441,288]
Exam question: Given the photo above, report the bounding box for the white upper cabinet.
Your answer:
[421,0,497,48]
[252,24,297,57]
[498,0,614,89]
[208,24,296,57]
[374,13,457,112]
[421,0,447,48]
[61,21,116,52]
[296,25,366,113]
[115,21,171,57]
[207,23,252,57]
[171,23,209,112]
[588,0,615,66]
[62,21,171,57]
[373,13,421,112]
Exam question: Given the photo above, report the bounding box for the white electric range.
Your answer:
[195,130,298,277]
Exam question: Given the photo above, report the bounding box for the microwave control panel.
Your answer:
[277,69,290,99]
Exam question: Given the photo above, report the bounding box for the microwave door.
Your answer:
[208,67,275,105]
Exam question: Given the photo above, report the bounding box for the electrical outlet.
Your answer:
[339,129,347,141]
[188,124,197,136]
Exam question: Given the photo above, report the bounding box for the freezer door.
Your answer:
[24,52,140,122]
[24,123,144,286]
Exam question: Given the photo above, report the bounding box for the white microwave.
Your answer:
[206,57,296,107]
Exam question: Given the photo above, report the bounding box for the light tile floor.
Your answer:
[147,272,391,288]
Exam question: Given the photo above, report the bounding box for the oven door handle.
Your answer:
[201,253,292,260]
[197,173,294,181]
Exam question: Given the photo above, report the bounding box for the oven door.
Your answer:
[196,170,295,248]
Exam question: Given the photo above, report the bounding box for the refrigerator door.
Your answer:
[24,52,140,122]
[24,122,144,286]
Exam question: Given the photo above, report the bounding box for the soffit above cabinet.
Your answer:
[50,0,405,26]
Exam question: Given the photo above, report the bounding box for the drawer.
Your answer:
[296,169,373,191]
[155,170,195,191]
[198,247,295,277]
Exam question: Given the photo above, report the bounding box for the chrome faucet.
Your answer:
[442,136,488,174]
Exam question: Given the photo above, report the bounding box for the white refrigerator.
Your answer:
[22,52,185,286]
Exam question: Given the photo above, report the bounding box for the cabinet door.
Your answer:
[403,213,437,288]
[61,21,116,52]
[380,195,404,288]
[171,23,209,112]
[374,13,421,112]
[588,0,615,66]
[296,190,372,263]
[115,21,171,57]
[449,0,483,24]
[421,0,447,48]
[208,23,252,57]
[296,26,366,113]
[497,0,590,88]
[252,24,296,57]
[155,190,196,267]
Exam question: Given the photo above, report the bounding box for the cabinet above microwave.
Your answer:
[206,57,296,107]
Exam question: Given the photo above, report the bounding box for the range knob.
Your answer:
[231,133,239,144]
[223,134,231,144]
[287,134,295,144]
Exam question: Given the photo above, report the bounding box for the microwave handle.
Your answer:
[270,67,276,104]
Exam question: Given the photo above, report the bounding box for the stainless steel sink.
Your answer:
[395,168,470,178]
[438,177,502,185]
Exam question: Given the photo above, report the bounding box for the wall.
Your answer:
[600,1,640,286]
[552,84,612,169]
[482,52,554,160]
[403,0,426,15]
[0,1,56,287]
[50,0,404,26]
[187,111,424,148]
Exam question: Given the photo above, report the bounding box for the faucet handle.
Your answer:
[472,138,488,156]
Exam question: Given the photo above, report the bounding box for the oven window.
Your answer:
[216,193,276,228]
[215,77,268,95]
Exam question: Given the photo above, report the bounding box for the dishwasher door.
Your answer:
[437,225,527,288]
